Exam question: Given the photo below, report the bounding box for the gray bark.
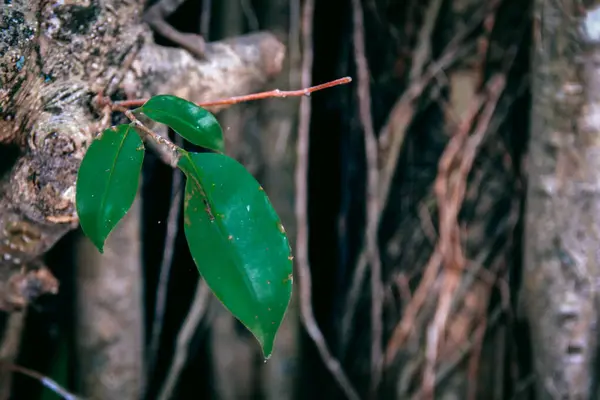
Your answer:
[524,0,600,397]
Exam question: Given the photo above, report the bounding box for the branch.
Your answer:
[350,0,383,395]
[114,77,351,109]
[0,30,289,311]
[340,1,482,352]
[294,0,360,399]
[122,32,287,113]
[101,77,353,168]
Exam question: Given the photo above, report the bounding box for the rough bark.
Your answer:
[524,0,600,397]
[0,0,285,310]
[0,0,145,310]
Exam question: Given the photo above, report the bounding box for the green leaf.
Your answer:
[140,95,224,152]
[76,124,144,253]
[178,152,293,358]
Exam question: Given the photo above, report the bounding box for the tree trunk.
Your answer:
[524,1,600,397]
[75,196,144,398]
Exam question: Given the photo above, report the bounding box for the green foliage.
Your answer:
[75,97,292,358]
[76,124,144,253]
[139,94,225,152]
[178,152,293,358]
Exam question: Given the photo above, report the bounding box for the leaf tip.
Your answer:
[93,240,105,254]
[260,339,274,360]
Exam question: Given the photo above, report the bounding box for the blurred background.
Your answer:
[1,0,537,398]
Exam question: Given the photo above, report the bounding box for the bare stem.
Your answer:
[351,0,383,394]
[294,1,360,400]
[112,105,182,167]
[98,77,352,170]
[112,77,352,109]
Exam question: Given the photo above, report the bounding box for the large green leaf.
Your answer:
[76,124,144,253]
[178,152,293,358]
[139,95,224,152]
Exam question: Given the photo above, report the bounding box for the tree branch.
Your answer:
[122,32,286,113]
[350,0,383,394]
[0,26,287,310]
[294,0,359,399]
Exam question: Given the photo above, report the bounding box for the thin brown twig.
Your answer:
[96,78,352,167]
[379,2,488,207]
[408,306,504,400]
[112,77,352,109]
[383,75,506,370]
[341,3,491,352]
[0,362,81,400]
[395,273,413,306]
[340,41,467,354]
[422,75,506,398]
[351,0,383,395]
[384,249,443,365]
[294,0,359,399]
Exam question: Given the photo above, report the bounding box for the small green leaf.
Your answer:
[140,95,224,152]
[178,152,293,358]
[76,124,144,253]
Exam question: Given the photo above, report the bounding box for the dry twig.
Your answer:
[294,0,359,399]
[351,0,383,394]
[341,3,491,351]
[340,38,466,354]
[422,75,506,398]
[384,75,506,370]
[112,77,351,109]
